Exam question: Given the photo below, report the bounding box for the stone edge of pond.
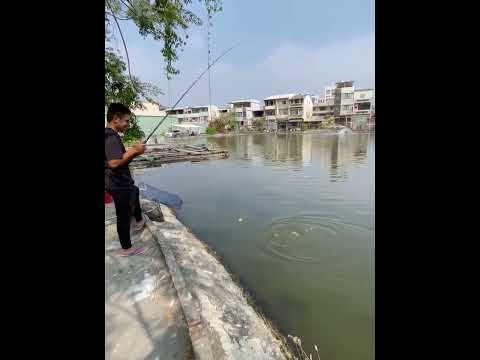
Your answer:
[141,199,294,360]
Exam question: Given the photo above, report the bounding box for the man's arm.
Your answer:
[106,141,146,169]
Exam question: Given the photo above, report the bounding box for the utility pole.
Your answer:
[207,7,212,123]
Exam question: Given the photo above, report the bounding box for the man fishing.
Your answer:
[105,103,148,257]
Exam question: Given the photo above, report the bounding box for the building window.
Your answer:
[282,100,287,104]
[343,93,353,99]
[342,105,353,111]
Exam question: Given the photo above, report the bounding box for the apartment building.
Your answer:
[166,105,219,125]
[229,99,262,128]
[352,89,375,130]
[332,81,355,126]
[306,97,335,128]
[325,86,335,102]
[288,94,314,128]
[263,93,295,131]
[353,89,374,115]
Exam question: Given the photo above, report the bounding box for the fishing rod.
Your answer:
[143,41,241,144]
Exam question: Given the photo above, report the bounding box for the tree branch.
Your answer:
[106,0,135,88]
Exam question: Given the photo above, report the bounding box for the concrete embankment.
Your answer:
[105,200,292,359]
[144,200,292,360]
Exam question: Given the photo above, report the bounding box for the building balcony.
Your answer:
[184,112,209,118]
[265,115,277,121]
[289,115,304,121]
[234,107,248,112]
[354,110,371,114]
[313,110,332,115]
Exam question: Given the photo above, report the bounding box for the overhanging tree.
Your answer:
[105,0,223,141]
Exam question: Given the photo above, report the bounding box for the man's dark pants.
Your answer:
[109,185,142,250]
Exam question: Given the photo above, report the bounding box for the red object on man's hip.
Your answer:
[105,191,113,204]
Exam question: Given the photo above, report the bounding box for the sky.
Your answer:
[107,0,375,108]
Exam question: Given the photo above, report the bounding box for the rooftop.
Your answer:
[166,105,215,111]
[290,94,310,100]
[229,99,260,104]
[264,93,296,100]
[335,81,355,88]
[132,102,166,117]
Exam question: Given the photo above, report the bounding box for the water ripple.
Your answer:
[260,214,374,263]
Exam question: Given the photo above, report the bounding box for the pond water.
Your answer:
[137,132,375,360]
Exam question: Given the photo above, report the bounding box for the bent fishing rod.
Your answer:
[143,42,241,144]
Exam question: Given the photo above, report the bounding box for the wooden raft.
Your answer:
[130,144,229,169]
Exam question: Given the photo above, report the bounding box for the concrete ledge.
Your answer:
[105,203,193,360]
[143,200,292,360]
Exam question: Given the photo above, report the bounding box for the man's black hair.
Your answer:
[107,103,132,122]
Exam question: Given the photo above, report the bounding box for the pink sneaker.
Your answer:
[120,246,146,257]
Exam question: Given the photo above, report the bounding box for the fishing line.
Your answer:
[143,41,241,143]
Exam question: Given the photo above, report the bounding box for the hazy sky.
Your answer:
[107,0,375,107]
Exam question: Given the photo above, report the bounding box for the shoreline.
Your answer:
[145,200,293,359]
[160,128,374,142]
[105,199,294,359]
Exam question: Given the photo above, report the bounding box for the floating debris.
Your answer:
[131,143,228,169]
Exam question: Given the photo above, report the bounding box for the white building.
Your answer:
[353,89,375,115]
[263,93,315,131]
[307,97,335,127]
[166,105,219,125]
[263,93,296,131]
[325,86,335,101]
[289,94,314,127]
[229,99,261,128]
[352,88,375,130]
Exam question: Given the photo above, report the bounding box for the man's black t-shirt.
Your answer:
[105,128,134,190]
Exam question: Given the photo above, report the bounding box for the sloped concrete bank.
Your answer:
[142,199,293,360]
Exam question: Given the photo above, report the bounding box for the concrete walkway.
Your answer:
[105,203,193,360]
[105,200,292,360]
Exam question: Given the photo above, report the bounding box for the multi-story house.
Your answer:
[288,94,314,128]
[332,81,355,126]
[263,93,296,131]
[325,86,335,101]
[166,105,219,125]
[229,99,262,128]
[263,93,313,131]
[353,89,374,116]
[352,89,375,130]
[307,97,335,128]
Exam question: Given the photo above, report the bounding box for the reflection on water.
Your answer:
[207,133,372,182]
[142,133,375,360]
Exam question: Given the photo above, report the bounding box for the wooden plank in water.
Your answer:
[130,145,228,169]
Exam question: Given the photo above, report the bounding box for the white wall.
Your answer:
[302,95,314,121]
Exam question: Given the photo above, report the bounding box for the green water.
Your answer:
[138,132,375,360]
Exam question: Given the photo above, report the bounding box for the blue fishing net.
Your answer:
[138,182,183,210]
